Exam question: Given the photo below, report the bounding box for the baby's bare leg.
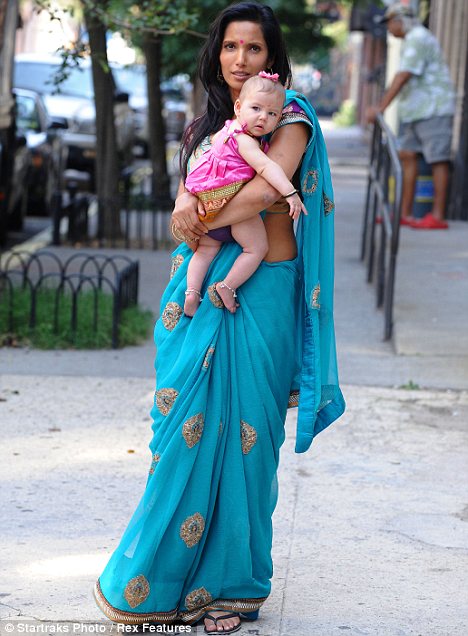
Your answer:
[184,235,221,316]
[216,216,268,313]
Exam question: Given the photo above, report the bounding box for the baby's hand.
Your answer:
[286,193,308,220]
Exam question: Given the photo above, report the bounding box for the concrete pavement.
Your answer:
[1,378,467,635]
[1,120,468,635]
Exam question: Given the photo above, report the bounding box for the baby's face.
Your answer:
[235,90,284,136]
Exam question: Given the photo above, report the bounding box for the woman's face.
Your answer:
[219,21,272,101]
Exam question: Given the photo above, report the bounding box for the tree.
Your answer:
[162,0,335,81]
[142,33,171,206]
[82,1,122,241]
[31,0,200,238]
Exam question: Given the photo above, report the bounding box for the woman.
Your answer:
[94,3,345,634]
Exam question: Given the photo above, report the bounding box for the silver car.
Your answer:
[14,54,135,185]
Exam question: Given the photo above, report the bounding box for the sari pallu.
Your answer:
[94,91,345,624]
[95,244,301,624]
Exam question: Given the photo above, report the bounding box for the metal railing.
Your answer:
[0,250,139,348]
[51,166,174,250]
[361,114,403,341]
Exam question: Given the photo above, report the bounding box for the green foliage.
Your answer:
[32,0,336,79]
[399,380,421,391]
[332,99,356,126]
[162,0,335,78]
[0,287,153,349]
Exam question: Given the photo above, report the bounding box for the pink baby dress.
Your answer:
[185,119,268,223]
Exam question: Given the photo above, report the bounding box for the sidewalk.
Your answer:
[1,121,468,636]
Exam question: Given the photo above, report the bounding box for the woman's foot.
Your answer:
[215,282,239,314]
[204,611,241,634]
[184,289,202,316]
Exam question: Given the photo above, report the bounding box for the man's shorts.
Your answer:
[398,115,453,163]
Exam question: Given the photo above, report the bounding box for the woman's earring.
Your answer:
[217,67,225,84]
[267,67,274,74]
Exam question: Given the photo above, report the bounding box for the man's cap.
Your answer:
[376,3,415,24]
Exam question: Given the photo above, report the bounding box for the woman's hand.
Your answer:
[171,191,208,245]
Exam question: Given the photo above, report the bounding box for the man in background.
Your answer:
[366,3,455,229]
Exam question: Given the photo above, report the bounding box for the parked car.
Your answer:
[4,124,31,232]
[111,64,188,153]
[14,54,136,187]
[13,88,67,217]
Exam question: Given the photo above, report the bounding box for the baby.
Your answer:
[183,71,306,315]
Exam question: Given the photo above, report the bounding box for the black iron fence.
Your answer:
[361,113,403,341]
[0,250,139,348]
[52,166,174,250]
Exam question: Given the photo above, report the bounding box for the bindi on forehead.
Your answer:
[240,39,244,44]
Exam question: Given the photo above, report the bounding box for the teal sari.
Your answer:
[94,91,345,624]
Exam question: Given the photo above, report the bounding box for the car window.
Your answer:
[16,94,41,131]
[113,67,183,102]
[14,61,94,99]
[113,66,147,97]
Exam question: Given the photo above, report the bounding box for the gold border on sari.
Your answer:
[93,580,178,624]
[179,596,267,623]
[94,580,266,626]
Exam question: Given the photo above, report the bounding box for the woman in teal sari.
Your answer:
[94,3,345,633]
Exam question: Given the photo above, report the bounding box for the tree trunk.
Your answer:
[0,0,18,244]
[83,4,121,241]
[142,34,171,207]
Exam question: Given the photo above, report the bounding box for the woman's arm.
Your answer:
[207,122,309,229]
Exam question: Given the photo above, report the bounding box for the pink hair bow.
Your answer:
[258,71,279,82]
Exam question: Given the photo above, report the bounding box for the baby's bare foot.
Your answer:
[184,289,201,316]
[216,282,239,314]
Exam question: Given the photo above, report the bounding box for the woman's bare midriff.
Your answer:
[263,213,297,262]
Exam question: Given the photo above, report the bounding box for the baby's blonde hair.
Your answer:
[239,75,285,106]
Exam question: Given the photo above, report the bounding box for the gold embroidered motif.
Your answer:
[161,302,183,331]
[202,346,215,370]
[288,390,300,408]
[323,194,335,215]
[94,581,178,624]
[180,512,205,548]
[149,452,161,475]
[182,413,204,448]
[170,254,184,280]
[302,169,319,194]
[240,420,257,455]
[185,587,213,610]
[207,284,224,309]
[124,575,150,609]
[311,283,320,309]
[155,388,179,416]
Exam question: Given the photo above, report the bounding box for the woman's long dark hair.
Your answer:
[180,2,292,179]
